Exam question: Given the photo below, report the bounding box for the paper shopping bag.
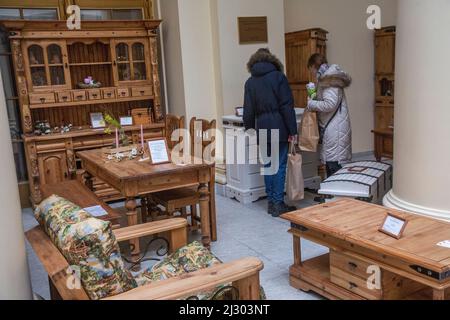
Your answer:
[298,110,320,153]
[287,142,304,202]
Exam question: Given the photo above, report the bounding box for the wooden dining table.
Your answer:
[77,148,215,260]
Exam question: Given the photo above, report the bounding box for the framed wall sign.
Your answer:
[238,17,268,44]
[90,112,106,129]
[379,213,408,239]
[120,116,133,126]
[148,138,170,164]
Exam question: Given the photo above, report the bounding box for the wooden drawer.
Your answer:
[56,91,72,103]
[87,89,101,101]
[330,251,381,299]
[117,88,130,98]
[102,88,116,99]
[131,86,153,97]
[330,250,424,300]
[72,90,87,102]
[29,92,55,105]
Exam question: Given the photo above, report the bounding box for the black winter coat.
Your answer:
[243,62,298,144]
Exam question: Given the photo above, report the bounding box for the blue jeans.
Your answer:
[264,142,289,205]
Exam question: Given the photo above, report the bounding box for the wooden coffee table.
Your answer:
[282,199,450,300]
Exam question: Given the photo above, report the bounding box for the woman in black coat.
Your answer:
[243,48,298,217]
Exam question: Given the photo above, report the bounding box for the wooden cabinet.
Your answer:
[2,20,165,204]
[373,27,396,161]
[285,28,328,108]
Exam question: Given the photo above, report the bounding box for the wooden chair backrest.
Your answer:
[165,114,185,150]
[26,226,90,300]
[189,117,216,161]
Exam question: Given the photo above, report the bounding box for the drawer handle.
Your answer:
[348,262,358,269]
[106,92,112,98]
[349,282,358,290]
[121,92,126,96]
[40,97,46,103]
[140,90,145,95]
[76,95,83,100]
[92,93,98,98]
[62,96,68,102]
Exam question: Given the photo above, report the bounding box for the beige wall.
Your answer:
[284,0,397,153]
[214,0,286,117]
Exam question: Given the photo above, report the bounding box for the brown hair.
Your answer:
[307,53,327,69]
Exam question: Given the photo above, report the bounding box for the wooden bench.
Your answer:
[40,180,122,228]
[26,218,264,300]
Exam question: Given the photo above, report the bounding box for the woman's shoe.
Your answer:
[271,202,297,218]
[267,201,275,214]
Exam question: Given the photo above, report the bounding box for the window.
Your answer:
[0,7,58,20]
[81,8,143,21]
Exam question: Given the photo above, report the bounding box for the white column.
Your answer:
[383,0,450,221]
[0,72,32,299]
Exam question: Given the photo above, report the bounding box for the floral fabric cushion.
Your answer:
[35,195,137,300]
[135,241,266,300]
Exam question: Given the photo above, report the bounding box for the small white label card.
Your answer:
[90,112,106,129]
[437,240,450,249]
[148,139,170,164]
[120,116,133,126]
[379,213,408,239]
[84,205,108,217]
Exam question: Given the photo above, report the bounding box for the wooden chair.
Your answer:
[148,117,217,240]
[26,218,264,300]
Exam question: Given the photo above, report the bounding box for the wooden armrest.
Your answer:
[113,218,187,242]
[104,257,264,300]
[114,218,188,252]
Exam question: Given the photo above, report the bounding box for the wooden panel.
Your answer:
[375,105,394,129]
[375,28,396,75]
[330,265,381,299]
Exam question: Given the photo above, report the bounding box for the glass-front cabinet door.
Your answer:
[112,39,151,85]
[24,40,71,91]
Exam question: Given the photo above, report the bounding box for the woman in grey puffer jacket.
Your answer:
[306,54,352,177]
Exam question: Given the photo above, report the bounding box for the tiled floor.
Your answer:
[22,192,326,300]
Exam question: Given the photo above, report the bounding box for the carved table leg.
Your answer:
[198,183,211,249]
[125,197,140,267]
[293,235,302,266]
[83,171,93,191]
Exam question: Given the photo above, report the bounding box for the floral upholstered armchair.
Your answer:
[27,195,264,300]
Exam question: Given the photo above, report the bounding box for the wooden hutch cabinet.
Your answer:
[373,26,396,161]
[285,28,328,108]
[2,20,165,204]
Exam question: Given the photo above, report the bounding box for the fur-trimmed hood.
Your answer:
[247,49,284,75]
[318,64,352,88]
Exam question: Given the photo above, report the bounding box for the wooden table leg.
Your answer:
[198,183,211,249]
[209,166,217,241]
[293,235,302,266]
[83,171,93,191]
[433,288,445,300]
[125,197,140,265]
